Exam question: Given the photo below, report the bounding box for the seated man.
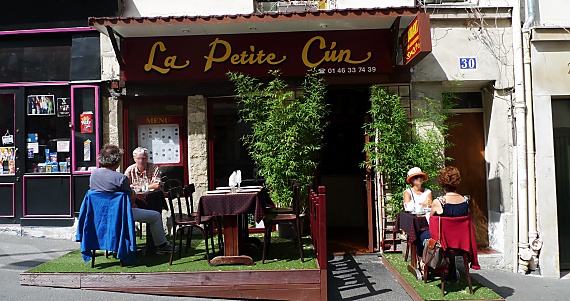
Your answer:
[124,147,161,191]
[90,144,177,254]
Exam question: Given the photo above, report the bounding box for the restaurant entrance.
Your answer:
[320,88,371,254]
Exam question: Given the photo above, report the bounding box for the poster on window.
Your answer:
[27,95,55,115]
[56,98,70,117]
[80,112,93,133]
[136,116,182,165]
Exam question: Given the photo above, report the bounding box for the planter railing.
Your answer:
[309,186,327,301]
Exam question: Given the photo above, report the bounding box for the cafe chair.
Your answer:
[183,184,223,255]
[167,185,214,265]
[76,190,137,268]
[424,215,481,296]
[262,182,304,264]
[265,181,296,214]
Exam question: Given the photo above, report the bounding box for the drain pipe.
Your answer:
[511,0,526,273]
[522,0,541,271]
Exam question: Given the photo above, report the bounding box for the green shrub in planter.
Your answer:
[228,69,328,209]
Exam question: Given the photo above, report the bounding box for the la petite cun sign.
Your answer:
[122,29,393,81]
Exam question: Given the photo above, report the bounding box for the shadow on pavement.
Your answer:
[328,254,391,301]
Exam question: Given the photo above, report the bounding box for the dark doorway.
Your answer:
[319,88,371,254]
[552,99,570,269]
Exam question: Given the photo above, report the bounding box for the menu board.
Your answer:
[137,116,182,165]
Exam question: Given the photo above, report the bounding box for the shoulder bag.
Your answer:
[422,217,449,270]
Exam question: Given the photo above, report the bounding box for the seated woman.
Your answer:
[403,167,432,213]
[418,166,469,266]
[90,144,177,255]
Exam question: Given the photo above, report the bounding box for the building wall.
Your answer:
[335,0,414,8]
[121,0,254,17]
[529,29,570,278]
[412,16,513,89]
[100,33,120,81]
[536,0,570,27]
[187,96,209,199]
[412,8,515,270]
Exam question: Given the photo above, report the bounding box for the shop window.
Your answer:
[447,92,483,109]
[71,86,99,174]
[0,93,15,175]
[24,86,71,174]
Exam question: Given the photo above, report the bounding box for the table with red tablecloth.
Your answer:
[198,189,270,265]
[396,211,429,278]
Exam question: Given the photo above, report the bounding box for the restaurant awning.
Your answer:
[89,7,422,38]
[89,7,431,82]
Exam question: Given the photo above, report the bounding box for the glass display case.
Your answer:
[24,86,71,174]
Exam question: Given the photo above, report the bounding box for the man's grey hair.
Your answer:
[133,147,148,157]
[98,144,124,167]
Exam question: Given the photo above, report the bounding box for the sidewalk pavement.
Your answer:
[328,253,570,301]
[2,232,569,301]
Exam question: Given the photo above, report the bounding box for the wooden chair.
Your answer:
[423,215,479,296]
[167,185,213,265]
[183,184,223,255]
[262,182,304,264]
[264,181,295,214]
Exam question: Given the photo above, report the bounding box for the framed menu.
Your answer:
[136,116,182,165]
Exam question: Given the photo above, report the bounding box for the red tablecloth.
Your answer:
[396,211,429,244]
[134,190,168,212]
[198,189,269,223]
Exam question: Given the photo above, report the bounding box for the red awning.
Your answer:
[89,7,422,38]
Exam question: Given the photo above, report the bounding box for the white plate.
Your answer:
[240,186,263,189]
[206,190,228,194]
[236,189,261,193]
[215,186,232,190]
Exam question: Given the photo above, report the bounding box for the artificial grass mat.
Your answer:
[383,253,502,300]
[27,232,316,273]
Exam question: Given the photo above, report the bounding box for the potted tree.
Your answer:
[228,68,328,237]
[363,86,454,220]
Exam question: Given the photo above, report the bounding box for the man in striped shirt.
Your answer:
[124,147,161,191]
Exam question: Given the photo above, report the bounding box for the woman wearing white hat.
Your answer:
[403,167,432,213]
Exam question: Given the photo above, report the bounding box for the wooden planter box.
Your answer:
[21,187,328,301]
[21,268,324,300]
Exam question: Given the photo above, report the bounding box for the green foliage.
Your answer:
[363,86,454,218]
[228,69,328,208]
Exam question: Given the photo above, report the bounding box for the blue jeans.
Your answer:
[132,208,167,246]
[416,230,431,258]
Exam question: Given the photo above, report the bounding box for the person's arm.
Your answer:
[403,189,413,211]
[430,198,443,216]
[148,164,161,190]
[120,176,136,206]
[424,192,433,208]
[124,165,134,188]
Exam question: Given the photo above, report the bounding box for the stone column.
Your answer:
[187,95,209,199]
[102,94,122,148]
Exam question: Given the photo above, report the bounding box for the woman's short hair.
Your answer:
[437,166,461,192]
[98,144,124,167]
[132,147,148,157]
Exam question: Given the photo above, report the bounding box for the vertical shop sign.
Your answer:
[402,13,432,67]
